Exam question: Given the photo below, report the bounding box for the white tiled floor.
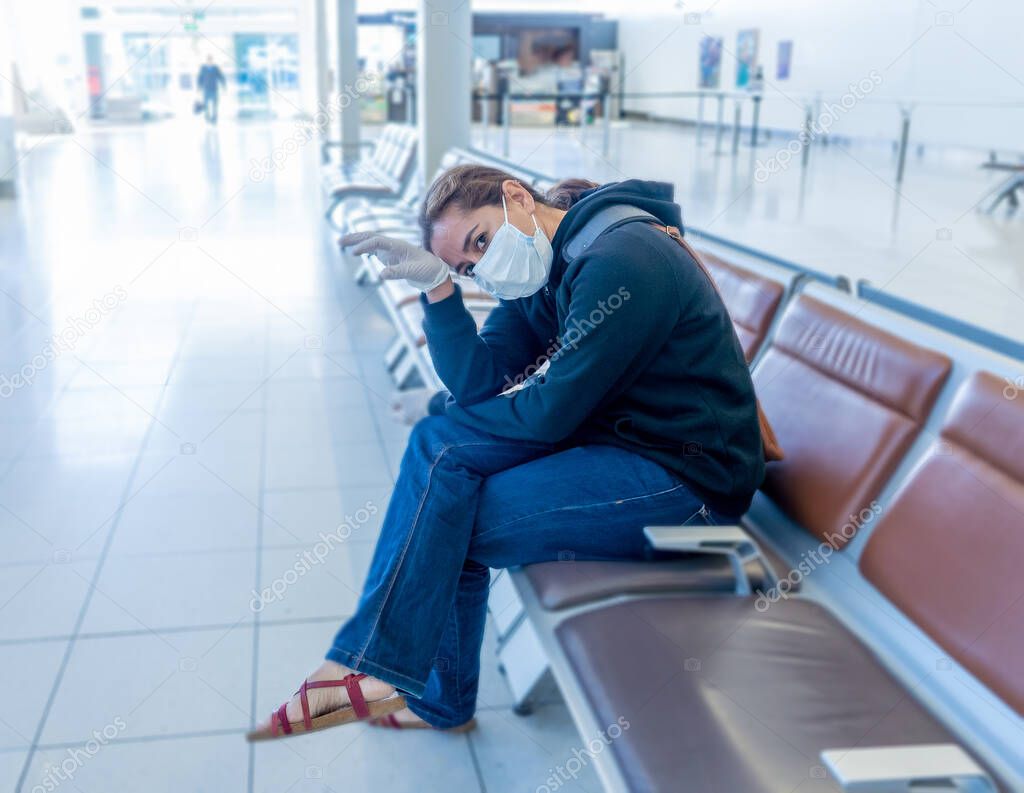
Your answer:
[40,627,254,745]
[0,642,67,749]
[3,114,1018,793]
[26,735,251,792]
[0,751,29,791]
[0,119,608,793]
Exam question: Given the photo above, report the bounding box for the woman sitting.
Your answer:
[249,166,765,739]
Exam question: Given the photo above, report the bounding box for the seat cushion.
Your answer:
[324,178,398,199]
[556,597,989,793]
[348,208,417,233]
[523,556,770,610]
[755,295,951,548]
[323,157,400,196]
[861,371,1024,716]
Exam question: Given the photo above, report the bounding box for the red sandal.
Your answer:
[247,673,406,742]
[368,713,477,733]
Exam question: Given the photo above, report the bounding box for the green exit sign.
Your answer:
[182,10,204,31]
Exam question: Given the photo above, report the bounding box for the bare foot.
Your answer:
[257,660,396,731]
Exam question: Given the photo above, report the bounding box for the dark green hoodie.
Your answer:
[421,179,765,517]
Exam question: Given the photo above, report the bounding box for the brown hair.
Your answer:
[418,164,600,250]
[544,177,600,210]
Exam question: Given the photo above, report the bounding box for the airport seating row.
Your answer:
[331,129,1023,792]
[509,284,1022,791]
[321,123,418,232]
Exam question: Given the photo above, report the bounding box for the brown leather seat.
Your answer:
[523,294,950,611]
[556,596,1000,792]
[861,371,1024,716]
[755,295,951,548]
[700,250,786,362]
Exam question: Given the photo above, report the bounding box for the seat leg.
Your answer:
[324,197,344,232]
[392,353,419,388]
[1008,182,1021,209]
[496,617,551,717]
[513,700,535,717]
[984,175,1023,214]
[354,258,376,285]
[384,337,408,370]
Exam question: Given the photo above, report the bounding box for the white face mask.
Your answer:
[471,194,553,300]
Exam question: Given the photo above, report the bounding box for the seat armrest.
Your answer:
[644,525,779,596]
[820,744,995,792]
[322,139,375,153]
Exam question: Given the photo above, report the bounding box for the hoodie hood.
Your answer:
[547,179,683,284]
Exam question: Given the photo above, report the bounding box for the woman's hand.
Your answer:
[340,232,450,293]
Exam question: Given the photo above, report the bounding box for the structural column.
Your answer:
[336,0,361,162]
[417,0,471,184]
[298,0,319,114]
[0,0,17,197]
[315,0,329,112]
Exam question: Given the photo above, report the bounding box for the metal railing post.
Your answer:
[731,99,742,156]
[801,104,813,170]
[750,94,762,146]
[480,91,488,147]
[696,92,705,145]
[406,85,416,125]
[602,91,611,157]
[578,92,586,143]
[714,93,725,155]
[896,106,912,184]
[502,92,511,158]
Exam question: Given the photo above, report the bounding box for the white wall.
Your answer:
[298,0,320,114]
[616,0,1024,152]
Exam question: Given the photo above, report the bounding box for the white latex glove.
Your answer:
[389,387,435,426]
[340,232,450,292]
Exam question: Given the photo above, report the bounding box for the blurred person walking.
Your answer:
[196,56,226,125]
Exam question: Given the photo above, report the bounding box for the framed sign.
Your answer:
[777,40,793,80]
[735,29,760,87]
[699,36,723,89]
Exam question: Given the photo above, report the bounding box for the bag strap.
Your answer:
[561,205,661,264]
[563,204,784,462]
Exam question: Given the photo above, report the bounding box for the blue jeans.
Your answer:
[326,415,725,727]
